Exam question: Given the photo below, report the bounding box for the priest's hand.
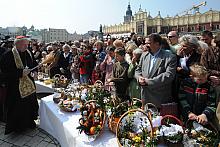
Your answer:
[23,68,31,76]
[31,71,38,80]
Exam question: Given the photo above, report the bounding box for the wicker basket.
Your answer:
[59,105,77,112]
[78,100,106,140]
[144,103,159,116]
[108,101,129,134]
[58,99,78,112]
[116,109,154,147]
[53,74,69,88]
[108,98,142,134]
[185,120,219,146]
[94,80,104,89]
[158,115,184,146]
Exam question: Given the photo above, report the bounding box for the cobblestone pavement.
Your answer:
[0,96,61,147]
[0,119,61,147]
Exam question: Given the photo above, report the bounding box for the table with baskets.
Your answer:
[39,94,117,147]
[38,78,219,147]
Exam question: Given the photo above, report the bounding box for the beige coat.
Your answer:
[217,102,220,125]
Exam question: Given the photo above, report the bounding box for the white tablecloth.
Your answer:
[35,81,54,94]
[39,95,117,147]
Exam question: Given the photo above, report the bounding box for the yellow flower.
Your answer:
[132,136,141,143]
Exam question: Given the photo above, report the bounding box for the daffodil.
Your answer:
[132,136,141,143]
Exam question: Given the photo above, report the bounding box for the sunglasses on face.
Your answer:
[168,36,176,39]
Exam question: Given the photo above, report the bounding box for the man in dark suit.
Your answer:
[135,33,177,108]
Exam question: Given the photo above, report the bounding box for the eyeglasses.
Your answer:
[167,36,176,39]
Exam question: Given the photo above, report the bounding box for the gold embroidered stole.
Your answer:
[12,48,36,98]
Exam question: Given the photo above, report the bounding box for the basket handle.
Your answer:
[161,115,183,127]
[131,98,142,104]
[60,75,66,80]
[115,101,128,110]
[116,108,154,139]
[85,100,97,105]
[144,103,159,115]
[53,74,61,79]
[94,80,103,86]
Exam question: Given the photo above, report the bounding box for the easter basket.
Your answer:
[185,119,219,147]
[53,74,69,88]
[77,100,106,140]
[108,101,129,134]
[116,108,155,147]
[158,115,184,146]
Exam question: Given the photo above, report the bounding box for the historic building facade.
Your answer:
[103,4,220,37]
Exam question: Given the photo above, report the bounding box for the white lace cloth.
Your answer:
[159,124,183,137]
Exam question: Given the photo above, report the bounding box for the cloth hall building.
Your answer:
[103,3,220,37]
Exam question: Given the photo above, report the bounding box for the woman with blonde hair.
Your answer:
[113,39,124,49]
[125,43,138,64]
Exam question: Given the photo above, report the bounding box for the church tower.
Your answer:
[124,2,133,24]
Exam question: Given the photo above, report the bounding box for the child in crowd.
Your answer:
[70,56,80,82]
[91,64,102,84]
[78,45,93,84]
[108,47,129,102]
[178,64,216,125]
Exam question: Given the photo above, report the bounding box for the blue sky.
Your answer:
[0,0,219,34]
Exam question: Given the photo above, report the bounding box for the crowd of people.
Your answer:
[0,30,220,134]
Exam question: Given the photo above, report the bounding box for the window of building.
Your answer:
[181,27,184,32]
[201,25,206,31]
[152,28,156,33]
[164,29,167,34]
[191,26,195,31]
[216,25,220,30]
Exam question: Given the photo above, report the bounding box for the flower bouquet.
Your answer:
[116,109,155,147]
[107,98,143,134]
[157,115,184,146]
[85,82,111,110]
[185,120,219,146]
[77,100,106,140]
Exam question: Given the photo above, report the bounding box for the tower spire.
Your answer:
[124,1,133,23]
[139,4,142,11]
